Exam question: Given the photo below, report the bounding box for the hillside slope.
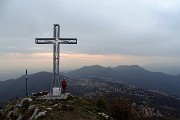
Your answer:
[1,65,180,100]
[1,71,180,118]
[66,65,180,97]
[0,72,52,100]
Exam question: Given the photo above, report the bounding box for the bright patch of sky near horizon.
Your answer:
[1,0,180,80]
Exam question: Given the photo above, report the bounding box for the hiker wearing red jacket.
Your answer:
[62,78,67,94]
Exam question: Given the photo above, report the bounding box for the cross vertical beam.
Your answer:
[52,24,60,91]
[35,24,77,95]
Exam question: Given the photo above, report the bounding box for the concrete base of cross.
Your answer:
[39,93,69,100]
[49,93,69,100]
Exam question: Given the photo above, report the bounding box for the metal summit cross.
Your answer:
[35,24,77,96]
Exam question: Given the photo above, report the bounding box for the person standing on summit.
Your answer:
[62,78,67,94]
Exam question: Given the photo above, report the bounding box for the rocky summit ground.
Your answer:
[0,93,177,120]
[0,94,110,120]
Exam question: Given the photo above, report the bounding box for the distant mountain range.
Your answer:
[66,65,180,97]
[1,65,180,101]
[1,69,180,118]
[144,63,180,75]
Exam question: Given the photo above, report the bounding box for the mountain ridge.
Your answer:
[66,65,180,97]
[1,66,180,118]
[1,65,180,101]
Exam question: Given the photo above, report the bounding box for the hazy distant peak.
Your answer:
[144,63,180,75]
[83,65,103,69]
[114,65,145,71]
[76,65,105,71]
[33,71,51,74]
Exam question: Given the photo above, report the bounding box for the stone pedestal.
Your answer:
[53,87,61,96]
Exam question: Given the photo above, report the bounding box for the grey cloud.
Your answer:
[1,0,180,57]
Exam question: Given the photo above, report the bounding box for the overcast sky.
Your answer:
[1,0,180,79]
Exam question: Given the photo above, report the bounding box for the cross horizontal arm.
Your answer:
[35,38,77,44]
[35,38,54,44]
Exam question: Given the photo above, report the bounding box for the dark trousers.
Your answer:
[62,86,66,93]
